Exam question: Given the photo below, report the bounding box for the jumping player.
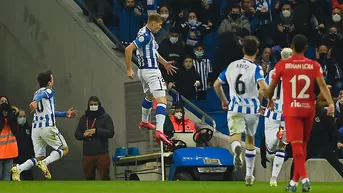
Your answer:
[11,70,77,181]
[125,13,177,146]
[213,36,268,186]
[265,34,334,192]
[264,48,293,187]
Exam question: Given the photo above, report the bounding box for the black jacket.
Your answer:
[14,122,34,163]
[75,113,115,156]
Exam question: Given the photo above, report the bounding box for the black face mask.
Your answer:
[330,33,337,40]
[230,13,240,20]
[319,53,327,61]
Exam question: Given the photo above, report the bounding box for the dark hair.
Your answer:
[243,36,260,56]
[291,34,308,53]
[194,42,204,50]
[37,70,52,88]
[0,96,10,105]
[88,96,101,105]
[169,27,179,34]
[0,103,18,134]
[231,4,241,10]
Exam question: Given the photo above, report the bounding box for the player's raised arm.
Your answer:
[214,68,229,109]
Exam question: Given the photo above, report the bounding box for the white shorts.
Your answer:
[31,126,68,157]
[264,118,287,152]
[137,69,167,98]
[227,111,259,136]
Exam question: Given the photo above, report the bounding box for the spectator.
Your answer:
[178,11,213,55]
[272,1,296,48]
[316,44,342,92]
[13,109,34,181]
[218,4,251,34]
[168,56,202,100]
[254,0,273,46]
[192,43,213,100]
[240,0,260,33]
[0,96,19,116]
[155,6,176,44]
[322,26,343,64]
[170,102,196,132]
[195,0,221,28]
[256,47,272,74]
[328,7,343,32]
[81,0,114,24]
[0,102,18,181]
[158,27,185,79]
[114,0,147,46]
[74,96,115,180]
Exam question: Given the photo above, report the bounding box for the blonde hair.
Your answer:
[147,13,163,23]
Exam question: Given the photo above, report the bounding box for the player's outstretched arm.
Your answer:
[213,79,229,109]
[316,76,335,115]
[158,54,177,75]
[125,43,137,79]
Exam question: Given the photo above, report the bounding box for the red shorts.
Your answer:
[284,113,315,143]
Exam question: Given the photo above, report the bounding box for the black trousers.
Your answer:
[290,146,343,179]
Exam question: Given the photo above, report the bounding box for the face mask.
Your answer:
[188,19,197,26]
[17,117,26,125]
[89,105,98,111]
[319,53,327,60]
[332,14,342,23]
[194,51,204,57]
[169,37,178,44]
[161,14,169,19]
[282,10,291,18]
[174,112,182,119]
[230,13,240,20]
[330,33,337,39]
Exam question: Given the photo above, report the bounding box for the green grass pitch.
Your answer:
[1,181,343,193]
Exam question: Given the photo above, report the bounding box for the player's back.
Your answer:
[32,87,56,129]
[226,59,262,114]
[274,55,322,117]
[265,69,284,121]
[134,26,159,69]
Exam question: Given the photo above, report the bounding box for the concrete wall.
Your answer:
[0,0,138,180]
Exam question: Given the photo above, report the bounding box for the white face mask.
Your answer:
[170,37,178,44]
[332,14,342,23]
[188,19,197,26]
[282,10,291,18]
[89,105,98,111]
[161,14,169,19]
[174,112,182,119]
[17,117,26,125]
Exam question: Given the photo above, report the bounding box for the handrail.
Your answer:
[168,89,217,131]
[75,0,217,131]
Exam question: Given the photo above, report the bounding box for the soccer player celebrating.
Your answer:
[125,13,177,147]
[213,36,268,186]
[264,48,293,187]
[11,70,77,181]
[265,34,335,192]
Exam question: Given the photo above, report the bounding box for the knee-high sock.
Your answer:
[155,103,166,133]
[141,98,153,122]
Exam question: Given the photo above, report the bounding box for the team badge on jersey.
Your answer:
[139,36,145,42]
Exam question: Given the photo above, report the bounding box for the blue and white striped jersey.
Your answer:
[32,87,67,129]
[264,69,284,121]
[218,58,264,114]
[133,26,159,69]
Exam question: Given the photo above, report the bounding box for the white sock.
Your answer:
[231,141,241,152]
[290,180,298,186]
[155,103,166,133]
[302,178,310,184]
[43,149,63,165]
[18,158,37,172]
[141,98,153,122]
[245,149,256,177]
[272,150,285,178]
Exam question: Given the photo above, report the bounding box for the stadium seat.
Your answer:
[305,43,316,60]
[203,32,218,62]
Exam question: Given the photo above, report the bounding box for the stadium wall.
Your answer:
[0,0,138,180]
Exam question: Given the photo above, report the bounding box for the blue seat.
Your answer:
[128,147,140,157]
[113,147,126,161]
[203,32,218,62]
[305,43,316,60]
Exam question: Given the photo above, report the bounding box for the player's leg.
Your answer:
[270,121,287,186]
[145,70,172,146]
[137,69,156,130]
[264,118,279,161]
[12,129,43,181]
[244,114,259,186]
[227,111,244,170]
[39,127,68,179]
[284,116,304,192]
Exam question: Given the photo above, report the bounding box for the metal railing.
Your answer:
[75,0,217,131]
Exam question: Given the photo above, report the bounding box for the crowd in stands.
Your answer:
[78,0,343,156]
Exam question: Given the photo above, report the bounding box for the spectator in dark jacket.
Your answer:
[13,109,34,181]
[75,96,114,180]
[168,56,202,100]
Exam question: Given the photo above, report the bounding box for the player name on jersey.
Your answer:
[285,63,314,70]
